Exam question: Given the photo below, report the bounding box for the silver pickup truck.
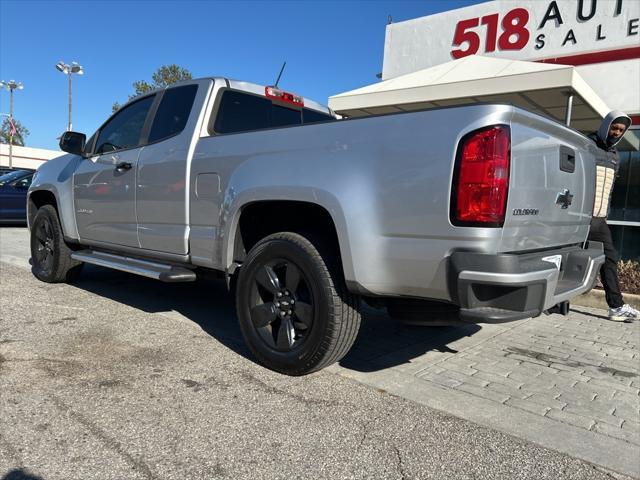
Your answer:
[28,77,605,375]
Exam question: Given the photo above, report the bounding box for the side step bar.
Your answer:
[70,250,196,282]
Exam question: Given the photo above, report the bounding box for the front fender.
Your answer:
[28,153,81,240]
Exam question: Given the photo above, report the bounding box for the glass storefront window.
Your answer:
[608,127,639,261]
[610,225,640,262]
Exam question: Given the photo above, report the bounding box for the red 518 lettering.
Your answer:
[451,8,530,59]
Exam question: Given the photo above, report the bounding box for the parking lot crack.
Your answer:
[50,395,158,480]
[393,445,407,480]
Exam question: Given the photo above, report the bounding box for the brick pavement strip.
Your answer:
[593,421,640,445]
[418,367,489,388]
[436,362,479,377]
[622,419,640,435]
[587,375,640,396]
[505,397,551,416]
[454,382,511,404]
[473,360,516,377]
[506,369,548,384]
[524,392,568,411]
[612,390,640,409]
[587,377,640,395]
[473,370,524,389]
[485,381,530,399]
[615,412,640,430]
[570,378,624,399]
[405,307,640,454]
[417,372,463,389]
[558,389,598,403]
[563,404,623,428]
[545,408,597,431]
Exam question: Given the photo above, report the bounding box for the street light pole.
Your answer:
[68,72,72,131]
[0,80,24,169]
[55,61,84,131]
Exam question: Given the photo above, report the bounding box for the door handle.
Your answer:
[115,162,132,172]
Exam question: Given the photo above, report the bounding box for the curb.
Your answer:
[572,288,640,311]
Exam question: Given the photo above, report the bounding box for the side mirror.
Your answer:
[59,131,86,156]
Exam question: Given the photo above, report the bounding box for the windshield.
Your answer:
[0,170,30,185]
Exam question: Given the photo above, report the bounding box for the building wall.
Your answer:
[383,0,640,115]
[0,144,61,170]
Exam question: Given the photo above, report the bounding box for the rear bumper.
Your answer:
[450,242,605,323]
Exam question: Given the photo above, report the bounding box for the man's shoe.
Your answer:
[608,304,640,322]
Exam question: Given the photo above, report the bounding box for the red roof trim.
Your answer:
[536,46,640,66]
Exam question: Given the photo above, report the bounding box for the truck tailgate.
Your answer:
[499,110,596,253]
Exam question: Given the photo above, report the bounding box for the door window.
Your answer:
[94,95,155,154]
[14,174,33,189]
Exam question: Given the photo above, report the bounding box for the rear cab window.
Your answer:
[210,88,335,135]
[148,84,198,143]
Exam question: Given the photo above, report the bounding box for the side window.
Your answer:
[15,174,33,188]
[213,90,271,134]
[148,85,198,143]
[94,95,155,154]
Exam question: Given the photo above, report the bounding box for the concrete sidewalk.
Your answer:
[574,288,640,312]
[332,305,640,478]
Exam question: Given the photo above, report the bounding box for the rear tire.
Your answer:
[235,232,361,375]
[30,205,83,283]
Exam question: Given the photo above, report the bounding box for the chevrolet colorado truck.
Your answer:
[28,77,605,375]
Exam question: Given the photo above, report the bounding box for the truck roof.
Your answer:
[149,76,333,116]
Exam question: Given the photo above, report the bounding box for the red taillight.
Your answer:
[265,86,304,107]
[452,125,510,226]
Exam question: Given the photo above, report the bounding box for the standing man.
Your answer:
[588,111,638,322]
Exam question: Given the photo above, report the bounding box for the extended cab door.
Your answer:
[74,94,156,247]
[136,81,208,254]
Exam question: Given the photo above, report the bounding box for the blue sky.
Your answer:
[0,0,482,150]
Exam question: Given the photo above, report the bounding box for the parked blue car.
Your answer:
[0,169,34,223]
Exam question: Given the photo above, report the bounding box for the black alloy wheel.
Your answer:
[30,205,83,283]
[33,215,56,277]
[236,232,361,375]
[248,259,314,352]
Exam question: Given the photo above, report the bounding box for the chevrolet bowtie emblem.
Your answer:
[555,189,573,209]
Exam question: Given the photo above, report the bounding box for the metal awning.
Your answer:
[329,55,638,149]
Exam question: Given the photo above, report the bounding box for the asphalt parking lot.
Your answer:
[1,227,638,479]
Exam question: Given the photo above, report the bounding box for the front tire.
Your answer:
[235,232,361,375]
[30,205,83,283]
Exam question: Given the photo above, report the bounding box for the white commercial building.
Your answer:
[330,0,640,260]
[0,144,61,171]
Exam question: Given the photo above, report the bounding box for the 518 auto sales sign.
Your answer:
[382,0,640,79]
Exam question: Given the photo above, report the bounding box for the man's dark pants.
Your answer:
[588,217,623,309]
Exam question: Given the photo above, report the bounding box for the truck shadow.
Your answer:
[340,305,481,372]
[68,265,480,373]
